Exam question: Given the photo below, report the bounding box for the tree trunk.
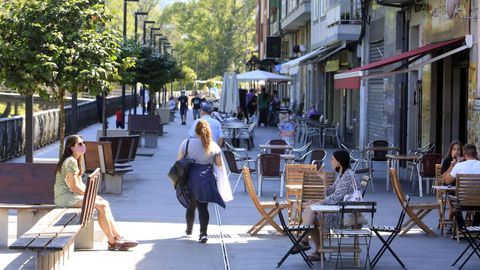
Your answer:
[58,89,66,158]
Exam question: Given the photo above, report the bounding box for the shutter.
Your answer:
[367,39,385,141]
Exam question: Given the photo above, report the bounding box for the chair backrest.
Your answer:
[269,139,288,154]
[419,143,435,154]
[285,164,317,186]
[224,141,235,151]
[310,149,327,169]
[324,172,336,188]
[243,167,268,214]
[360,175,370,197]
[420,153,442,177]
[301,171,325,206]
[369,140,391,161]
[259,153,281,177]
[455,174,480,208]
[390,168,408,209]
[223,150,241,174]
[80,168,100,226]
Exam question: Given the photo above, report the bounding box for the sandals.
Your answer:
[108,237,139,251]
[307,252,323,261]
[290,242,311,254]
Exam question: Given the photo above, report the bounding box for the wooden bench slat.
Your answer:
[46,216,82,251]
[0,204,56,210]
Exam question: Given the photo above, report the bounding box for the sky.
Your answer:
[159,0,187,10]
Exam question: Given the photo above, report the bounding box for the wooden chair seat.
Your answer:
[409,202,438,209]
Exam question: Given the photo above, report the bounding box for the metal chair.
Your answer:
[369,196,410,269]
[257,153,284,197]
[224,150,255,194]
[404,143,435,181]
[267,139,289,154]
[414,153,442,197]
[292,141,312,159]
[273,194,314,268]
[341,143,374,192]
[367,140,395,181]
[309,149,327,170]
[322,121,341,148]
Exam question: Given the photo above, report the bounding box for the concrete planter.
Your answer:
[156,108,170,124]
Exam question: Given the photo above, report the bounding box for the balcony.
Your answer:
[321,0,362,46]
[270,20,280,36]
[281,0,311,31]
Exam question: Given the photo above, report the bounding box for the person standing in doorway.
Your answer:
[258,87,270,127]
[178,90,189,125]
[191,92,202,120]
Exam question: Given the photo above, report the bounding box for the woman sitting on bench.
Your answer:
[55,134,138,251]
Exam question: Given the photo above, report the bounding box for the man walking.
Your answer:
[188,104,224,146]
[191,92,202,120]
[178,90,189,125]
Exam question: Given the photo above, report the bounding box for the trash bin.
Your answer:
[170,111,175,122]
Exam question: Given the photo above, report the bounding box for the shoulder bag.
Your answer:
[168,139,195,188]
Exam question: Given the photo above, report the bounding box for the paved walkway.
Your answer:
[1,108,478,269]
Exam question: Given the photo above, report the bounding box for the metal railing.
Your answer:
[0,95,134,161]
[282,0,311,20]
[326,0,362,26]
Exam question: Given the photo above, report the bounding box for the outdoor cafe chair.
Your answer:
[284,164,317,223]
[224,141,253,164]
[235,123,256,150]
[273,194,314,269]
[450,175,480,270]
[433,164,455,236]
[321,121,341,148]
[296,171,325,225]
[257,153,284,197]
[292,141,312,159]
[367,140,396,181]
[342,143,374,192]
[224,150,255,194]
[266,139,289,154]
[333,201,376,270]
[390,168,438,236]
[242,167,291,235]
[413,153,442,197]
[369,196,410,269]
[404,143,435,181]
[309,149,327,170]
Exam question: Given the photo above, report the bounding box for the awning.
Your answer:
[334,35,473,89]
[280,43,346,75]
[280,48,324,75]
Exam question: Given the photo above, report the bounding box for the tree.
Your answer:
[158,0,256,79]
[135,46,183,113]
[0,0,123,156]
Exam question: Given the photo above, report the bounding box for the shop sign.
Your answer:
[325,59,340,72]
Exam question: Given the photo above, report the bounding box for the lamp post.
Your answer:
[143,20,155,45]
[134,11,148,43]
[150,27,161,47]
[122,0,140,128]
[158,37,167,54]
[153,33,164,53]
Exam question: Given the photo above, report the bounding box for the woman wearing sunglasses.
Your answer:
[54,135,138,251]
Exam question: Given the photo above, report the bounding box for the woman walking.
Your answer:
[176,120,230,243]
[55,135,138,251]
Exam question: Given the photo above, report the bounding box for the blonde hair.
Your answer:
[195,119,212,153]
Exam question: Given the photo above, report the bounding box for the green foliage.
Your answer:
[0,0,121,98]
[119,38,142,84]
[135,46,183,92]
[105,0,161,37]
[158,0,256,79]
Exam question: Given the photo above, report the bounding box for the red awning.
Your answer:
[334,37,466,89]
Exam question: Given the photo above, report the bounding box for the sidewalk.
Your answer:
[1,109,478,270]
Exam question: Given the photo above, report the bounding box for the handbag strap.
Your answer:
[348,170,360,192]
[184,139,190,158]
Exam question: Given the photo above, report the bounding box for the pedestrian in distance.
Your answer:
[115,106,123,129]
[177,120,232,243]
[178,90,189,125]
[188,104,224,146]
[55,135,138,251]
[191,92,202,120]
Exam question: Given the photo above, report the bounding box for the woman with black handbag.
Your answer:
[176,119,229,243]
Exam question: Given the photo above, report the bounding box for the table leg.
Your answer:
[417,163,423,197]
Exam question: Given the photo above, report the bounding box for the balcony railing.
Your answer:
[326,0,362,27]
[282,0,311,20]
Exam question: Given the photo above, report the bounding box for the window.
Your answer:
[313,0,319,21]
[320,0,327,17]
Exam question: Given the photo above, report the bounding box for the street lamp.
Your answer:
[122,0,139,129]
[158,37,167,54]
[153,33,164,53]
[150,27,161,47]
[143,20,155,45]
[134,11,148,43]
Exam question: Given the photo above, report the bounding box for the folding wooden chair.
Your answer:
[390,168,438,236]
[273,195,314,269]
[450,174,480,269]
[324,171,336,188]
[360,175,370,197]
[243,167,291,235]
[284,164,317,224]
[295,171,326,225]
[369,196,410,269]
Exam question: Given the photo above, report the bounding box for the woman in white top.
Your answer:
[176,119,225,243]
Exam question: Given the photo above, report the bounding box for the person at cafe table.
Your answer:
[443,143,480,226]
[293,150,360,261]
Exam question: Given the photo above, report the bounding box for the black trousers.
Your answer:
[258,108,268,126]
[186,200,209,236]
